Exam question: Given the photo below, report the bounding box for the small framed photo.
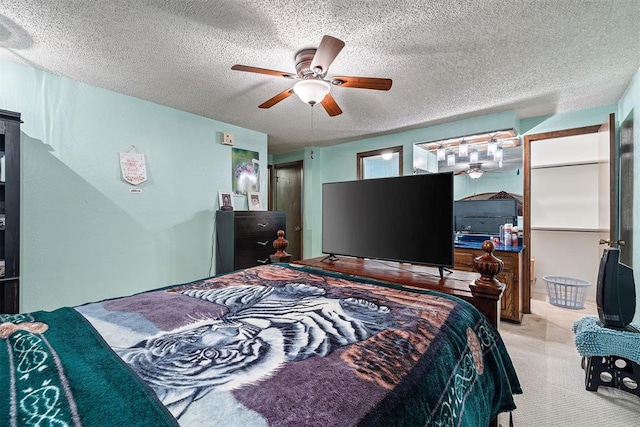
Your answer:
[218,191,235,211]
[247,192,262,211]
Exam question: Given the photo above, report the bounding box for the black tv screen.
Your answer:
[454,199,518,234]
[322,173,454,267]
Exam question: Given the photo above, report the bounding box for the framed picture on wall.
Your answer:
[218,191,235,211]
[232,148,260,195]
[247,192,262,211]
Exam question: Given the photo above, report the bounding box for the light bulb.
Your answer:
[458,140,468,157]
[470,150,479,163]
[487,139,498,156]
[447,152,456,166]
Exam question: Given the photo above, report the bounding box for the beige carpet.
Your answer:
[497,297,640,427]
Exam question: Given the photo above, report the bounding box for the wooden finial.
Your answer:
[272,229,289,257]
[469,240,505,327]
[473,240,504,288]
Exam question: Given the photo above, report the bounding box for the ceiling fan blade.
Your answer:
[232,64,296,79]
[310,35,345,75]
[320,93,342,117]
[258,87,295,109]
[331,76,392,91]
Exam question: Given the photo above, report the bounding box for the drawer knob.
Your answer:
[257,241,269,246]
[257,257,269,264]
[257,222,268,227]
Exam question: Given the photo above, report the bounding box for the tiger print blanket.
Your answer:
[2,264,521,426]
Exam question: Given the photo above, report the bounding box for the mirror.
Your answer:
[413,129,523,201]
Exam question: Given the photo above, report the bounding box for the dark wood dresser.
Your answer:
[216,210,286,274]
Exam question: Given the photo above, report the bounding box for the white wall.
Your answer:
[531,230,609,301]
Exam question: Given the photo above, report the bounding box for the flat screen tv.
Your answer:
[322,173,454,269]
[596,247,637,332]
[454,199,518,235]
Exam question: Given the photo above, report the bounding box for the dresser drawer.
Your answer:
[453,250,476,271]
[235,236,274,253]
[454,248,516,272]
[234,247,274,270]
[234,212,285,237]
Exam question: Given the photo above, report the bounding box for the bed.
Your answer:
[1,262,521,426]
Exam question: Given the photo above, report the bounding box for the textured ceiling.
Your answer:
[1,1,639,154]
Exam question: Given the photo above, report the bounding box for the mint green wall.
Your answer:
[302,147,322,256]
[520,105,616,134]
[0,60,268,312]
[453,172,523,200]
[272,149,305,164]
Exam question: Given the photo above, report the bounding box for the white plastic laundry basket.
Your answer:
[543,276,590,309]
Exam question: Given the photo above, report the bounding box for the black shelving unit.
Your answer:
[0,109,21,314]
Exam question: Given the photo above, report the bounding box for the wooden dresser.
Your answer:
[454,247,523,322]
[216,210,286,274]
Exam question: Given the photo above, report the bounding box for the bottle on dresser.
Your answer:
[504,223,512,247]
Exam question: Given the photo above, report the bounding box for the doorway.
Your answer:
[272,161,303,261]
[523,124,603,313]
[529,130,610,303]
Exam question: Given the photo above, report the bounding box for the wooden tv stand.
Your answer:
[295,247,504,327]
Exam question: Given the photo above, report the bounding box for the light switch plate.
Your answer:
[222,132,234,146]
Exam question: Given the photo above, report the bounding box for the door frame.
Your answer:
[618,112,634,265]
[522,124,602,313]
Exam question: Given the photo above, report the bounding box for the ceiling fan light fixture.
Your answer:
[468,169,484,179]
[293,79,331,105]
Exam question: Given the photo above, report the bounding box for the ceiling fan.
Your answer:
[456,163,491,179]
[231,35,392,117]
